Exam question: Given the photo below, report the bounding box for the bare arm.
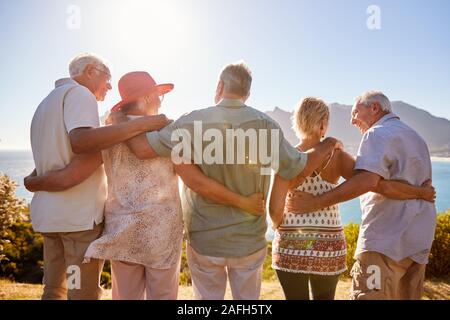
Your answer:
[23,153,102,192]
[106,111,160,160]
[124,133,158,160]
[175,164,264,216]
[338,149,357,180]
[289,137,342,188]
[286,170,381,214]
[269,174,290,229]
[339,150,435,202]
[375,179,435,202]
[69,114,171,154]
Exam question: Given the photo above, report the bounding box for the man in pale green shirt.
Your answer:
[118,61,341,299]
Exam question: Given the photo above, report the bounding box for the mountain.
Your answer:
[265,101,450,157]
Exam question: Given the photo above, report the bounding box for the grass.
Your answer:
[1,278,449,300]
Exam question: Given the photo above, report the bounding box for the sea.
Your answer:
[1,150,449,228]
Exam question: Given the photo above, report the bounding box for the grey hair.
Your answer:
[356,90,392,113]
[69,52,110,78]
[219,61,252,97]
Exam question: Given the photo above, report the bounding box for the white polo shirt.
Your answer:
[30,78,107,233]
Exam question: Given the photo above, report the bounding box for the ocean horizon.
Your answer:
[1,150,449,229]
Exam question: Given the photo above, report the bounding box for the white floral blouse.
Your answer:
[84,142,183,269]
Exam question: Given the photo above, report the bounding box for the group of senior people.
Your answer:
[25,52,436,300]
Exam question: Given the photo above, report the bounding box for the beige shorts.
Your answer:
[350,251,426,300]
[41,223,105,300]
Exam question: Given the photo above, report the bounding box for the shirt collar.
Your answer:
[216,98,246,108]
[372,113,400,127]
[55,78,78,88]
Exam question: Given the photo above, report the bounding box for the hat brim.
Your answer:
[155,83,174,95]
[111,83,174,112]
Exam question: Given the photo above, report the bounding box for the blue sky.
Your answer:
[1,0,449,150]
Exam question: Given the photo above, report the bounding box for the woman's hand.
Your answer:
[240,193,265,216]
[334,139,344,151]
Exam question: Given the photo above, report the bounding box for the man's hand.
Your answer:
[239,193,265,216]
[107,110,128,125]
[285,190,319,214]
[108,110,173,132]
[420,179,436,202]
[137,114,173,131]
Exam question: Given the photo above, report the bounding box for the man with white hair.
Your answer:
[110,61,343,300]
[29,53,171,300]
[287,90,437,300]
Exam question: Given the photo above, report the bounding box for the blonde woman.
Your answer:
[269,97,436,300]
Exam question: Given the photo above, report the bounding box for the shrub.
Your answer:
[101,260,111,289]
[262,242,277,281]
[179,240,191,285]
[0,174,27,262]
[342,223,360,278]
[427,211,450,278]
[0,216,44,283]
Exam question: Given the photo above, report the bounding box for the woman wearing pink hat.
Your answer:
[82,71,184,300]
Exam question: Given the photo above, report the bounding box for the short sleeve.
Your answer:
[63,86,100,133]
[270,121,308,180]
[354,129,391,179]
[146,120,180,158]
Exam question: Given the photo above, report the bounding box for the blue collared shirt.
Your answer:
[354,113,437,264]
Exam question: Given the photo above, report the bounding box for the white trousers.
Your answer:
[111,259,180,300]
[186,244,267,300]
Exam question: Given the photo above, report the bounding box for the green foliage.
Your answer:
[101,260,111,289]
[0,173,27,262]
[427,211,450,278]
[262,243,277,281]
[179,240,191,286]
[0,217,44,283]
[342,223,360,278]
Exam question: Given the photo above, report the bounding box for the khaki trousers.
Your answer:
[111,260,180,300]
[186,244,267,300]
[350,251,426,300]
[41,223,104,300]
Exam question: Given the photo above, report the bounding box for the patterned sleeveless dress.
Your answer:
[272,162,347,275]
